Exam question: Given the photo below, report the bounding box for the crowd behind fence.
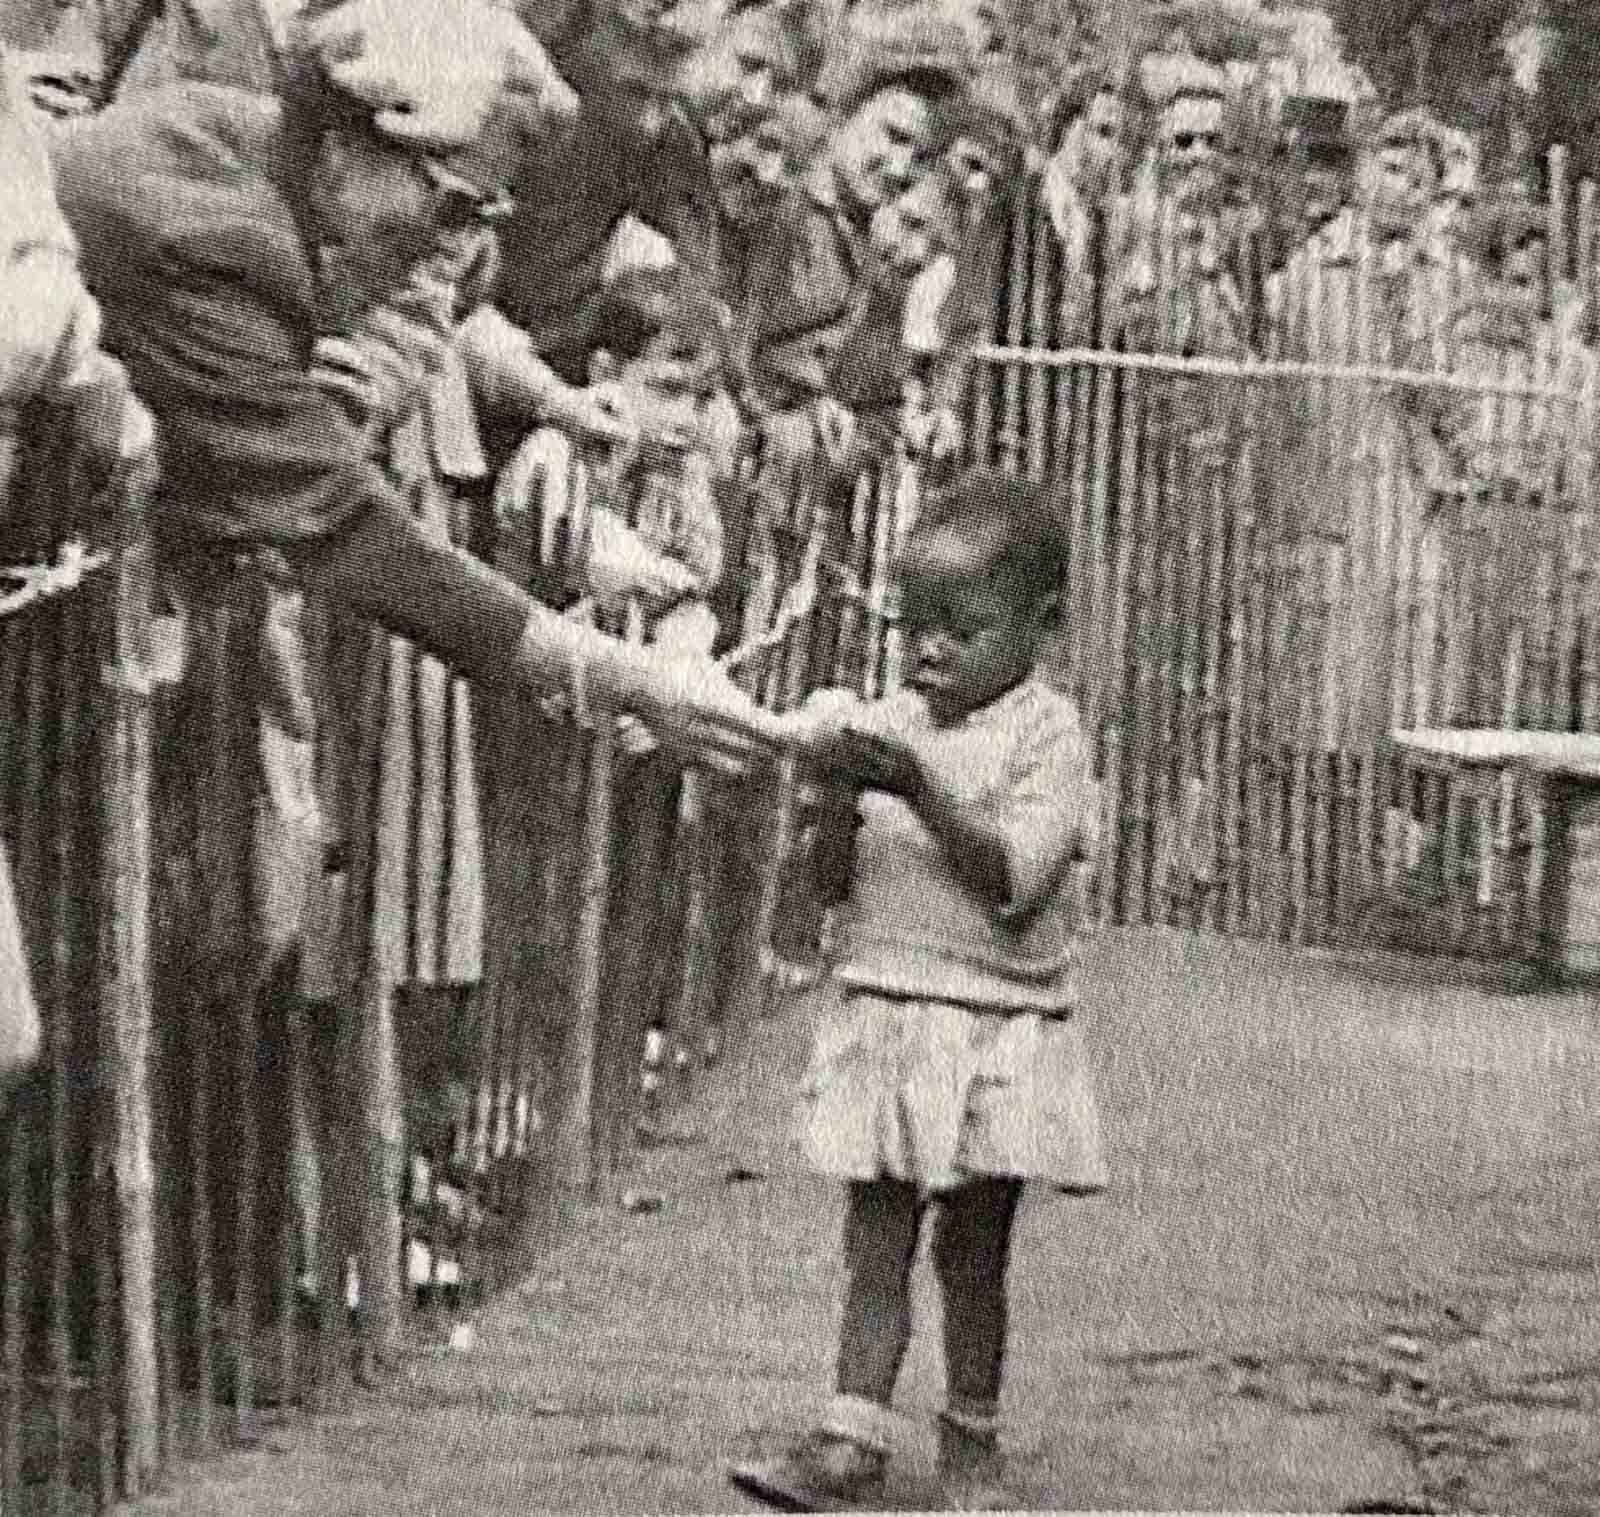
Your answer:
[7,139,1600,1514]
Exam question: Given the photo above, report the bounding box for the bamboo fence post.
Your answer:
[1000,207,1028,472]
[1102,366,1140,923]
[1278,543,1309,944]
[1222,479,1251,937]
[549,713,617,1200]
[279,955,311,1403]
[187,926,217,1440]
[1085,343,1119,732]
[1168,424,1205,926]
[1,597,40,1507]
[592,759,679,1190]
[1028,210,1051,483]
[97,461,159,1492]
[666,770,716,1112]
[40,582,77,1509]
[1123,377,1159,927]
[1200,422,1234,932]
[3,1093,29,1511]
[349,974,404,1381]
[1310,548,1341,941]
[832,472,872,692]
[862,464,896,699]
[1062,342,1093,705]
[970,214,1005,465]
[749,747,803,1028]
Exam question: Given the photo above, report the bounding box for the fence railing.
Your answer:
[1,399,159,1510]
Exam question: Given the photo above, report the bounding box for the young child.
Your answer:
[730,466,1106,1513]
[495,262,727,656]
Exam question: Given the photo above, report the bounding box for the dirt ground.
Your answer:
[127,927,1600,1515]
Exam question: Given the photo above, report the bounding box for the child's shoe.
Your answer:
[727,1428,887,1512]
[936,1412,1018,1512]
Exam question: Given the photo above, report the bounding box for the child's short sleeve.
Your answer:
[993,696,1099,924]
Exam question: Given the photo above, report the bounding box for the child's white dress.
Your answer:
[796,680,1108,1195]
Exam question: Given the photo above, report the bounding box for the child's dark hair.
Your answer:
[901,466,1066,605]
[584,265,729,371]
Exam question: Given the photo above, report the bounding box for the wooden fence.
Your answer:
[1,401,158,1512]
[945,157,1600,962]
[10,147,1600,1514]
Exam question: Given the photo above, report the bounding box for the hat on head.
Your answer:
[1138,45,1229,114]
[815,0,974,115]
[284,0,574,196]
[1141,0,1296,65]
[596,0,711,57]
[940,59,1026,165]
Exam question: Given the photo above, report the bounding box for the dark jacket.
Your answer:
[49,82,528,674]
[50,82,387,551]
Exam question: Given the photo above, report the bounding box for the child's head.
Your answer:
[895,467,1063,724]
[585,265,728,457]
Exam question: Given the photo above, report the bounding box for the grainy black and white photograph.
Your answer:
[2,0,1598,1511]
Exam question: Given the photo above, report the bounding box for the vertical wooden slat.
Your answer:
[99,464,160,1494]
[1122,382,1158,927]
[187,941,215,1448]
[553,718,615,1199]
[1027,211,1051,484]
[1085,352,1119,731]
[666,771,715,1113]
[42,594,76,1516]
[1000,206,1028,473]
[2,1076,30,1513]
[1222,455,1253,937]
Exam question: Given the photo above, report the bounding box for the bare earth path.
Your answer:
[131,928,1600,1515]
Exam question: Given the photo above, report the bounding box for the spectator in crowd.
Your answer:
[481,0,725,444]
[1269,104,1464,745]
[1426,184,1597,724]
[599,0,825,289]
[677,0,822,150]
[1038,63,1137,345]
[902,61,1029,459]
[728,9,970,663]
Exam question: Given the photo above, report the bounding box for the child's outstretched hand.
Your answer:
[783,691,922,798]
[835,726,922,799]
[783,688,865,775]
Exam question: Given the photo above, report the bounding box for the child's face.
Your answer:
[898,532,1048,725]
[615,329,718,459]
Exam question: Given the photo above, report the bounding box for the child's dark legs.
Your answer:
[729,1179,920,1509]
[931,1175,1024,1427]
[834,1178,924,1409]
[931,1177,1025,1510]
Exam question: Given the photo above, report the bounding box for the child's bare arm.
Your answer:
[857,709,1098,924]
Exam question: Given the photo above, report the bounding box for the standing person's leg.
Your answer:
[930,1175,1026,1508]
[730,1178,923,1508]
